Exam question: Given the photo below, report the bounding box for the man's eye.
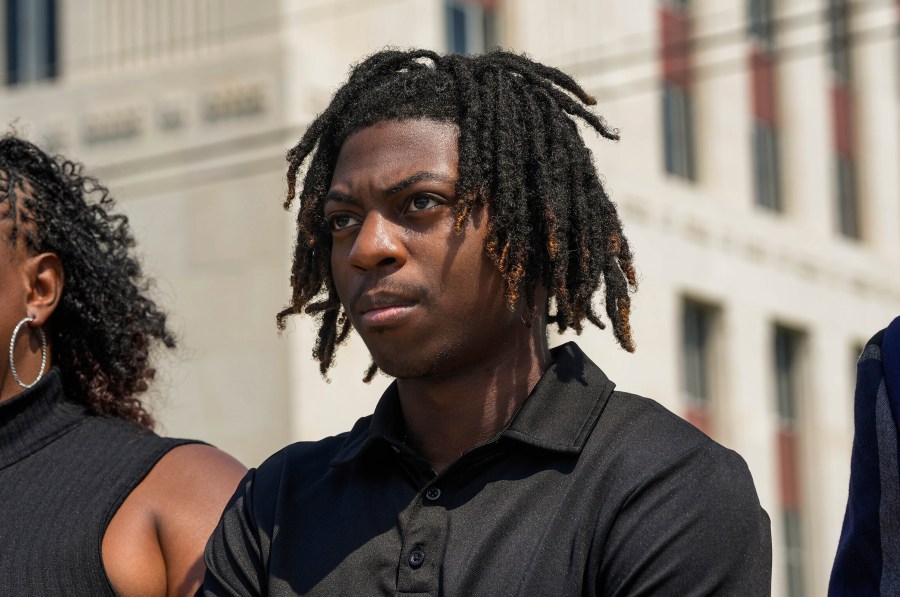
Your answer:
[408,195,440,212]
[329,214,359,230]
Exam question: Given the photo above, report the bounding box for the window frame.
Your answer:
[835,154,860,239]
[753,121,782,211]
[772,324,808,597]
[445,0,498,56]
[662,82,696,180]
[4,0,58,86]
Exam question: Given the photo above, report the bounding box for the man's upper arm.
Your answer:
[599,442,772,596]
[201,468,267,596]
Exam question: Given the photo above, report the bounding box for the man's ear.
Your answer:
[24,253,63,327]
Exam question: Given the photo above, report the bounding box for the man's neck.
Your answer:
[396,329,551,474]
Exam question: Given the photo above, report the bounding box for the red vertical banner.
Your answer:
[751,49,778,126]
[684,406,711,436]
[777,427,801,509]
[660,6,691,89]
[831,84,855,158]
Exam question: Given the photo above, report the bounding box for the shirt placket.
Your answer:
[395,478,449,596]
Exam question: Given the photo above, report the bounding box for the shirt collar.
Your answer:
[330,342,616,466]
[502,342,616,453]
[330,382,406,466]
[0,368,88,471]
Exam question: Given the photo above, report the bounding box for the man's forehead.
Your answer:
[331,120,459,187]
[338,119,458,158]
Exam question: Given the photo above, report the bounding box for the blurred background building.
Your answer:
[1,0,898,594]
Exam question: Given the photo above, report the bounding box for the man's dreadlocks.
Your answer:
[0,134,175,427]
[278,49,638,381]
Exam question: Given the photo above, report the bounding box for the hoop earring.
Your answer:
[8,316,47,389]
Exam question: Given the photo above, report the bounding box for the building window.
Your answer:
[682,299,717,434]
[748,0,775,49]
[835,155,859,238]
[5,0,58,86]
[446,0,498,55]
[660,1,695,180]
[748,0,781,212]
[828,0,852,83]
[783,509,805,597]
[662,83,695,180]
[827,0,861,240]
[753,122,781,210]
[775,326,803,423]
[774,325,806,597]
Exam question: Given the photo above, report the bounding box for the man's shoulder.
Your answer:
[598,389,711,453]
[250,414,374,488]
[584,391,771,594]
[588,390,753,493]
[550,344,736,474]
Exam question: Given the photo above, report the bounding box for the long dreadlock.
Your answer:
[278,49,638,381]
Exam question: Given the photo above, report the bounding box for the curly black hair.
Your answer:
[278,49,637,381]
[0,134,175,427]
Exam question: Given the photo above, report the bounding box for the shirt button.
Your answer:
[424,487,441,501]
[409,548,426,568]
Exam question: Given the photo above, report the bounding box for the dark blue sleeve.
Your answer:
[829,318,900,596]
[883,317,900,434]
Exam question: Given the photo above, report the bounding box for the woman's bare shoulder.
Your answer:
[103,443,247,597]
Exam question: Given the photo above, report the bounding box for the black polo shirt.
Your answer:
[202,342,771,596]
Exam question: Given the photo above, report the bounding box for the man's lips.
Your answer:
[360,304,418,326]
[356,292,420,327]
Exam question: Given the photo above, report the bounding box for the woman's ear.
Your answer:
[24,252,63,326]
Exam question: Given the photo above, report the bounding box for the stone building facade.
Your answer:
[2,1,898,594]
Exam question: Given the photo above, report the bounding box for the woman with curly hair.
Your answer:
[0,134,246,596]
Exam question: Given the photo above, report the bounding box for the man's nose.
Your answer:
[347,212,406,272]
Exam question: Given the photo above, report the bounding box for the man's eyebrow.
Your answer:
[385,171,454,196]
[323,190,360,206]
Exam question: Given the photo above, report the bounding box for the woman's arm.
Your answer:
[102,444,247,597]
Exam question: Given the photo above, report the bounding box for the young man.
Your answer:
[202,50,771,595]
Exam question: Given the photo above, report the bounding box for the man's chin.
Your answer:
[371,359,434,380]
[371,350,453,381]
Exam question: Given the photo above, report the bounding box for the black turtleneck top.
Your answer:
[0,369,198,595]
